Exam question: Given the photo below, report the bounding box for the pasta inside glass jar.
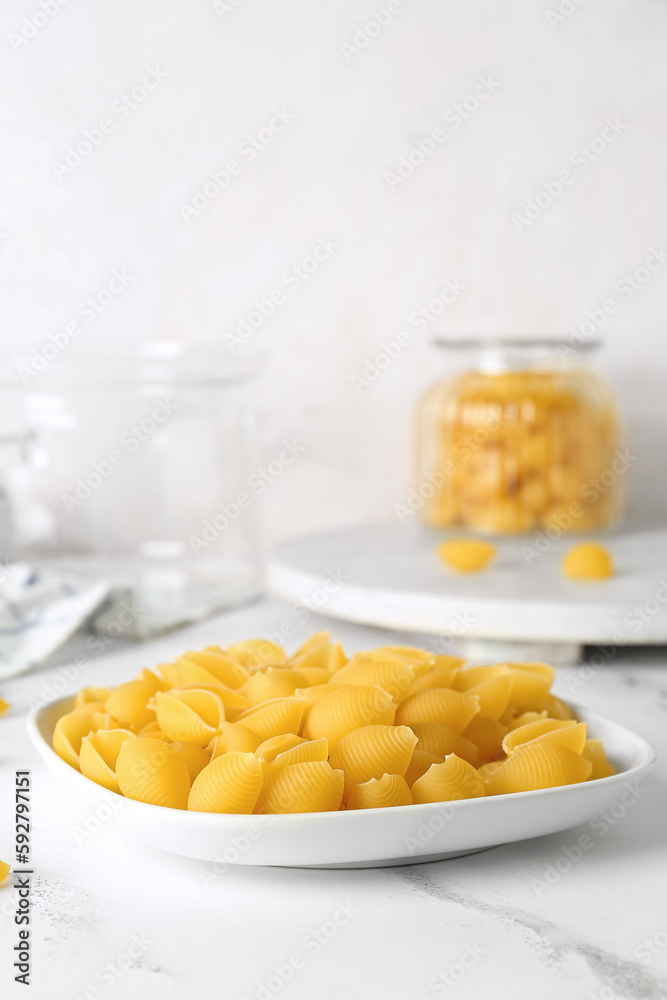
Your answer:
[415,339,624,534]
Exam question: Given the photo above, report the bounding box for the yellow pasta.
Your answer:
[116,738,190,809]
[105,680,157,732]
[57,633,617,815]
[0,698,9,717]
[347,774,412,810]
[404,750,443,787]
[256,761,344,814]
[485,743,592,795]
[0,860,9,882]
[236,698,305,742]
[188,752,263,813]
[409,721,479,765]
[79,729,135,793]
[304,686,396,746]
[395,689,480,732]
[329,725,417,798]
[154,689,225,746]
[412,755,485,804]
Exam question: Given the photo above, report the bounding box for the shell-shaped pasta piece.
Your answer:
[485,743,593,795]
[395,689,480,732]
[179,650,248,689]
[404,668,461,700]
[262,738,329,777]
[467,674,513,721]
[255,733,307,761]
[373,646,435,675]
[453,664,511,691]
[105,680,157,732]
[255,761,343,814]
[412,755,485,804]
[404,751,443,787]
[536,694,576,721]
[291,640,347,673]
[154,689,224,746]
[304,686,396,746]
[236,699,305,742]
[329,725,417,798]
[157,662,184,689]
[116,738,190,809]
[0,860,10,882]
[432,654,466,672]
[137,720,168,739]
[408,722,479,765]
[332,658,415,703]
[174,678,248,710]
[297,667,332,686]
[225,640,287,669]
[188,752,263,813]
[74,687,110,709]
[53,711,117,770]
[506,670,552,710]
[293,685,350,723]
[502,719,579,755]
[291,630,331,659]
[514,721,587,756]
[462,718,508,762]
[508,661,555,686]
[477,761,504,785]
[502,709,549,730]
[135,669,166,694]
[581,739,616,780]
[208,721,261,758]
[240,668,308,707]
[79,729,135,792]
[348,774,412,810]
[170,742,211,783]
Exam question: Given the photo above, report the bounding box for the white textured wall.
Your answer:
[1,0,666,546]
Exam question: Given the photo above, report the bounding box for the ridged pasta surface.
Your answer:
[412,755,485,804]
[236,698,305,741]
[485,743,593,795]
[329,725,417,797]
[154,689,225,746]
[79,729,135,793]
[304,686,396,745]
[404,751,443,788]
[332,658,415,702]
[256,761,344,814]
[105,680,157,732]
[347,774,412,810]
[408,721,479,765]
[116,738,190,809]
[188,752,263,813]
[395,689,480,732]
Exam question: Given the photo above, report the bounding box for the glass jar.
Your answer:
[0,342,263,635]
[415,338,624,534]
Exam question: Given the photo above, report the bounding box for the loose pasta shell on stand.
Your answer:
[347,774,412,810]
[255,761,344,814]
[79,729,135,793]
[188,752,264,813]
[412,754,485,804]
[116,738,191,809]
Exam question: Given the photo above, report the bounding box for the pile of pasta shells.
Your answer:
[52,633,615,814]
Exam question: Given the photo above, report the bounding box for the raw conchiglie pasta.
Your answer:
[225,640,286,669]
[291,630,331,659]
[332,658,415,702]
[453,664,511,691]
[240,668,308,707]
[157,662,184,688]
[432,654,466,671]
[437,538,495,572]
[53,711,117,770]
[262,739,329,776]
[135,668,165,694]
[291,640,347,673]
[255,733,307,761]
[347,774,412,810]
[537,694,576,721]
[154,689,225,746]
[137,721,167,738]
[503,709,548,730]
[170,742,211,782]
[0,860,9,882]
[179,650,247,689]
[116,738,190,809]
[504,720,586,756]
[297,667,332,686]
[304,686,396,746]
[409,721,478,765]
[106,680,157,732]
[370,647,434,677]
[505,670,552,711]
[188,752,263,813]
[255,761,343,814]
[477,761,503,785]
[395,689,480,732]
[502,718,578,755]
[404,668,461,699]
[485,743,592,795]
[0,698,9,717]
[412,755,485,804]
[582,740,616,779]
[236,698,305,742]
[404,751,443,787]
[79,729,135,792]
[74,687,110,709]
[462,718,508,762]
[510,662,555,685]
[208,721,261,758]
[329,725,417,797]
[467,674,513,721]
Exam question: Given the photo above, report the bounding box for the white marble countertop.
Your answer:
[1,596,666,1000]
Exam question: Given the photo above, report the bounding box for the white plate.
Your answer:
[28,698,656,869]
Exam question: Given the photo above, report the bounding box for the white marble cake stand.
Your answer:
[267,522,667,663]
